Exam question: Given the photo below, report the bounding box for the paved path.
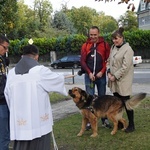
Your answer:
[52,83,150,121]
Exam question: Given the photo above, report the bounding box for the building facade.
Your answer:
[137,0,150,30]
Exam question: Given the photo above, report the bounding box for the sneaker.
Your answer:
[85,123,91,131]
[102,119,112,129]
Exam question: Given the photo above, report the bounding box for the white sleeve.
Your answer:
[39,66,67,96]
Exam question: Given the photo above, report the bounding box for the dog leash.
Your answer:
[90,43,96,88]
[93,43,96,76]
[52,130,58,150]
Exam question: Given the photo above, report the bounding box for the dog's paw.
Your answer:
[77,133,83,137]
[111,130,116,135]
[90,133,98,137]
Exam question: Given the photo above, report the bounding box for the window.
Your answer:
[142,18,145,25]
[140,0,146,11]
[67,57,74,61]
[61,57,67,61]
[148,3,150,9]
[139,16,150,27]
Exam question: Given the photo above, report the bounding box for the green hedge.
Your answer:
[8,30,150,61]
[124,30,150,58]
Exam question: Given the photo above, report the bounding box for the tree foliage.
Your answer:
[0,0,141,39]
[0,0,18,38]
[92,12,118,34]
[118,11,138,31]
[16,0,40,39]
[34,0,53,29]
[65,6,98,35]
[52,11,76,34]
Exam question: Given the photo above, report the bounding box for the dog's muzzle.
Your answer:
[68,90,75,98]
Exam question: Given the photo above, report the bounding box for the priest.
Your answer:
[4,44,67,150]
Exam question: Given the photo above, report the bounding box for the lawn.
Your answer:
[49,92,71,103]
[52,97,150,150]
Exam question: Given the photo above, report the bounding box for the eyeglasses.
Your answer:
[0,44,8,50]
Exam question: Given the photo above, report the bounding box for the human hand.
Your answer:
[96,72,102,78]
[109,74,116,81]
[107,73,112,79]
[89,73,95,81]
[107,73,116,81]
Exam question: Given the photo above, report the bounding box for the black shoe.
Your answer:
[86,124,91,131]
[125,126,135,133]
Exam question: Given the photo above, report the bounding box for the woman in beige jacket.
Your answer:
[107,27,134,133]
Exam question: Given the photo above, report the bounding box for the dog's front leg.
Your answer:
[90,117,98,137]
[77,117,88,137]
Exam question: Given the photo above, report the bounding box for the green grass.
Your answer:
[49,92,71,103]
[52,97,150,150]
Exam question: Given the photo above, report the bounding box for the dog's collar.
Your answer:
[76,94,89,109]
[76,94,97,111]
[76,99,85,109]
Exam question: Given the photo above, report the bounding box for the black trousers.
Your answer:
[13,133,51,150]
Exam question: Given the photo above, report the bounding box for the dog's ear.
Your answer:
[81,90,87,97]
[80,90,87,102]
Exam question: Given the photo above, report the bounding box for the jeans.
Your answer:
[0,104,10,150]
[84,73,106,96]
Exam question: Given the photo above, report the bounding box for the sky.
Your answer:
[24,0,140,19]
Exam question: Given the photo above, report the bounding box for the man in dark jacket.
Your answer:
[80,26,111,129]
[0,34,10,150]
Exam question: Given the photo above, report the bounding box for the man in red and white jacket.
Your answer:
[80,26,111,129]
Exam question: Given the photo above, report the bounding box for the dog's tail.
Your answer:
[125,93,147,110]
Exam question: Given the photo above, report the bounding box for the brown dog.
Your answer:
[68,87,146,137]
